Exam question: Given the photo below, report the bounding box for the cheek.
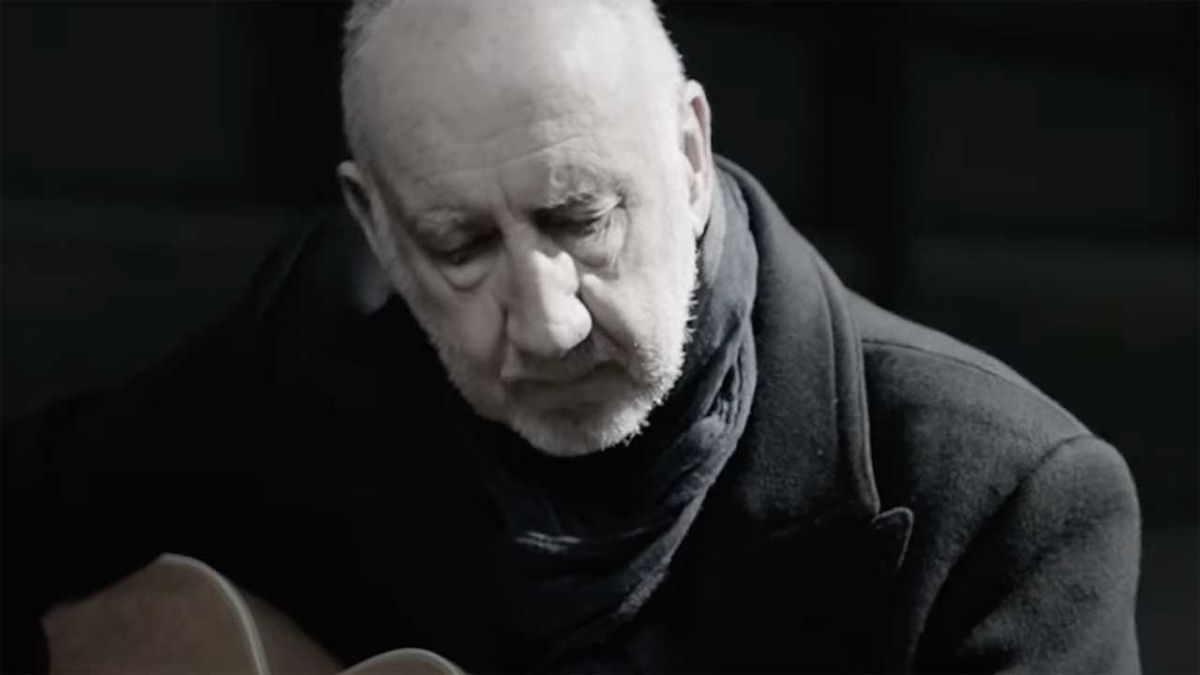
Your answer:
[428,288,504,368]
[371,220,507,378]
[624,191,692,290]
[401,253,506,374]
[583,205,693,357]
[454,296,504,368]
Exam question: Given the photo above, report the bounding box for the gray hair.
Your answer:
[339,0,686,166]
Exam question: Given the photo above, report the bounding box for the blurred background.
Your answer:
[2,1,1196,671]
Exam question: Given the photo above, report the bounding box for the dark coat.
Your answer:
[2,159,1140,673]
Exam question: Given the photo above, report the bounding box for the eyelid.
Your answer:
[582,199,623,229]
[435,230,498,267]
[545,197,621,230]
[578,210,613,232]
[576,194,621,216]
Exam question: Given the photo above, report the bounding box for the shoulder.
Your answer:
[851,290,1091,466]
[847,296,1141,670]
[848,290,1137,548]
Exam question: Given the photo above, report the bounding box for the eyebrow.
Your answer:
[409,209,483,250]
[538,191,621,221]
[405,168,628,238]
[377,180,446,239]
[543,168,625,210]
[411,209,469,236]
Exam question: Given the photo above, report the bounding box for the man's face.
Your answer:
[341,0,710,456]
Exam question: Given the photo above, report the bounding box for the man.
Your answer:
[2,0,1140,672]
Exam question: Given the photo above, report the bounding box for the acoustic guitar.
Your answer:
[42,553,464,675]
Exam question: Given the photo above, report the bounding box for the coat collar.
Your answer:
[621,159,913,672]
[709,156,883,532]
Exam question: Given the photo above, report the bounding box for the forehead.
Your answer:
[384,95,613,182]
[370,86,658,223]
[358,0,667,204]
[381,131,636,227]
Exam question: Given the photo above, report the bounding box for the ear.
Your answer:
[337,160,389,266]
[679,79,714,239]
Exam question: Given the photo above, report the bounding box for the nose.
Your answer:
[501,240,592,362]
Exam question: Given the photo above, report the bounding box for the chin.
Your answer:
[439,361,657,457]
[441,343,687,458]
[508,395,657,458]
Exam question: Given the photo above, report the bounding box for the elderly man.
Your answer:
[2,0,1140,672]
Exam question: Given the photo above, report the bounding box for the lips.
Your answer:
[500,355,609,387]
[513,366,596,386]
[506,364,625,409]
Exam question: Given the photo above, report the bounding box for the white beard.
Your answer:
[438,237,696,457]
[410,218,698,457]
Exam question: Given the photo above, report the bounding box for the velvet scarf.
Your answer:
[445,172,758,668]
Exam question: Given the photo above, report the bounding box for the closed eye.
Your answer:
[538,200,620,238]
[436,231,498,267]
[564,211,611,237]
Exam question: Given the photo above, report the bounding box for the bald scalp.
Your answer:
[340,0,686,169]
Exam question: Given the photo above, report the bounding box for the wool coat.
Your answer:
[1,159,1140,673]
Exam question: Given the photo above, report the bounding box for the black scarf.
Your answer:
[443,171,758,669]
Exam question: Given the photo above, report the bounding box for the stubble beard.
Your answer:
[424,226,699,458]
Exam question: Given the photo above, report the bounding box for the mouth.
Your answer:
[506,364,625,409]
[514,366,596,386]
[501,352,612,387]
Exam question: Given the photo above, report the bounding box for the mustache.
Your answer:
[499,330,626,385]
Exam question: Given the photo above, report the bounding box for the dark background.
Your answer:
[2,1,1196,671]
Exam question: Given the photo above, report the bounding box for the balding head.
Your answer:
[341,0,685,170]
[334,0,714,456]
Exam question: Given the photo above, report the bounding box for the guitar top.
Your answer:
[44,553,464,675]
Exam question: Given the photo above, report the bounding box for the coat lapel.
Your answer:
[712,156,887,531]
[635,159,914,671]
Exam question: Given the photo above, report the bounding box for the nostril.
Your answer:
[545,315,592,355]
[506,298,593,360]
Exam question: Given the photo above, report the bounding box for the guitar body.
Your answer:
[43,554,462,675]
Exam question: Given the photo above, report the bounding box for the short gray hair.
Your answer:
[339,0,686,166]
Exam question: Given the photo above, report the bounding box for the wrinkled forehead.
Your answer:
[384,142,640,224]
[356,0,667,180]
